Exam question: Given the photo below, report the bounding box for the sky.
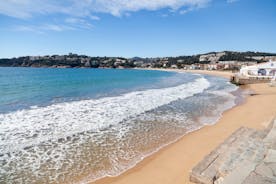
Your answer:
[0,0,275,58]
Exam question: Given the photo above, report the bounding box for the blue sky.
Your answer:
[0,0,275,58]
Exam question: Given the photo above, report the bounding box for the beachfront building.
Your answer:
[239,61,276,77]
[231,61,276,85]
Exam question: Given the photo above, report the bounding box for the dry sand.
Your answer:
[92,69,276,184]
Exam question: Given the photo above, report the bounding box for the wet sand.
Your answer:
[91,69,276,184]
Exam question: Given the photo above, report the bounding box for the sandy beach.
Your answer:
[92,69,276,184]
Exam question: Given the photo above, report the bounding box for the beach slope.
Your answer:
[93,70,276,184]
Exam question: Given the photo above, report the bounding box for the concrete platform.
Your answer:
[230,75,272,85]
[190,119,276,184]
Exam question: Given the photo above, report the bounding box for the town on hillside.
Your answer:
[1,51,276,71]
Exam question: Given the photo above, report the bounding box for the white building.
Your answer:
[239,61,276,77]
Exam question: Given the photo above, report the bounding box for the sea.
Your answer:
[0,67,239,183]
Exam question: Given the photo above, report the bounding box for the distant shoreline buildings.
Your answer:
[1,51,276,71]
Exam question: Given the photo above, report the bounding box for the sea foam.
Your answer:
[0,77,210,183]
[0,77,209,156]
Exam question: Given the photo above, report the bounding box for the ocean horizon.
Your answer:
[0,67,239,183]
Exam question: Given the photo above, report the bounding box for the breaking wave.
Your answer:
[0,76,210,183]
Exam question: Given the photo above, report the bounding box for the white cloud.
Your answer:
[65,17,94,29]
[227,0,239,3]
[15,24,75,33]
[15,25,43,34]
[0,0,69,19]
[83,0,211,16]
[42,24,74,31]
[2,0,229,32]
[90,15,100,20]
[180,6,197,14]
[0,0,211,18]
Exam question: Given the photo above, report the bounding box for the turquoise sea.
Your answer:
[0,67,238,183]
[0,67,188,113]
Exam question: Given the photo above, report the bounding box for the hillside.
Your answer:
[1,51,276,69]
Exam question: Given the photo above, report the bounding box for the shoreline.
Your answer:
[90,69,276,184]
[135,68,234,79]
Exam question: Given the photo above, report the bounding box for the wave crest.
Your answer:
[0,77,210,154]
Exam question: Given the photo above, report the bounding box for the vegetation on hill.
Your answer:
[219,51,276,62]
[0,51,275,68]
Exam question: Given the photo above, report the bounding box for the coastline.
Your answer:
[90,69,276,184]
[135,68,234,79]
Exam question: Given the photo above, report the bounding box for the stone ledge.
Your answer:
[190,119,276,184]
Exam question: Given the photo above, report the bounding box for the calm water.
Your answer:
[0,67,238,183]
[0,67,186,113]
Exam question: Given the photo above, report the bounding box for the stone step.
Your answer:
[263,119,276,147]
[190,118,276,184]
[242,149,276,184]
[190,127,267,184]
[218,160,257,184]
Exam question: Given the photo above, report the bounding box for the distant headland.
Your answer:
[1,51,276,70]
